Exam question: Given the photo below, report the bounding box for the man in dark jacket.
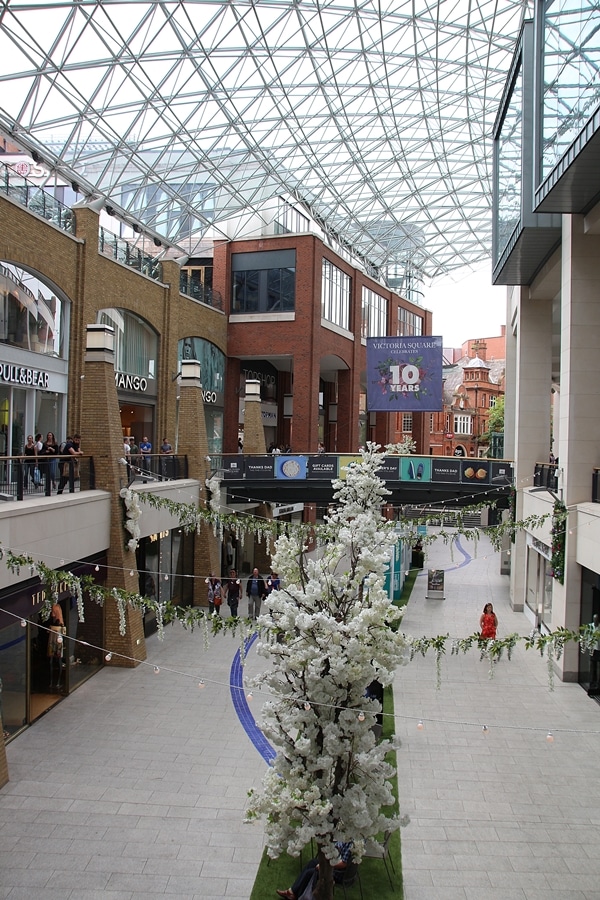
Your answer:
[246,567,267,620]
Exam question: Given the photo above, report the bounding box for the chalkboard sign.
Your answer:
[426,568,445,599]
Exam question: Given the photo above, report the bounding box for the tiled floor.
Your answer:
[395,529,600,900]
[0,622,267,899]
[2,528,600,899]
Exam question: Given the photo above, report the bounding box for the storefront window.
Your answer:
[0,620,27,740]
[0,263,68,358]
[97,308,158,384]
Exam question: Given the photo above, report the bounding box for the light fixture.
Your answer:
[174,255,189,266]
[180,360,202,382]
[86,323,115,354]
[72,196,104,212]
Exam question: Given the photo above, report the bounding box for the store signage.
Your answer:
[115,372,148,392]
[0,363,49,388]
[202,389,217,403]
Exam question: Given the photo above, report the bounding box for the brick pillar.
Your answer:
[243,380,266,454]
[177,363,220,605]
[81,326,146,667]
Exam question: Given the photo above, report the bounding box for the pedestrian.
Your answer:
[139,436,152,478]
[246,567,267,620]
[267,571,281,593]
[225,569,241,617]
[276,840,353,900]
[479,602,498,639]
[42,431,60,489]
[57,433,83,494]
[206,575,222,616]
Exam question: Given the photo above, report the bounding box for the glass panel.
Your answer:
[495,60,522,262]
[97,308,158,384]
[0,620,27,738]
[67,593,105,691]
[0,263,68,357]
[541,1,600,181]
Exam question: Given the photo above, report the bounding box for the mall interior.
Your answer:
[0,1,599,785]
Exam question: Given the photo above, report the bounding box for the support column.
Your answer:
[242,380,266,454]
[178,361,220,605]
[81,325,146,667]
[508,286,553,612]
[554,215,600,679]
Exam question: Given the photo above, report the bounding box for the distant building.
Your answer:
[429,334,506,459]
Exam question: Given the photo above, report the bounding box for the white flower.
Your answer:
[121,488,142,551]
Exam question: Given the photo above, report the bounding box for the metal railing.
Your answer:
[533,462,559,492]
[98,227,163,281]
[179,275,224,310]
[0,455,95,501]
[126,453,188,484]
[0,162,74,233]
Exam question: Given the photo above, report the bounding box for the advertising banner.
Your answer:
[366,336,443,411]
[307,456,339,479]
[274,455,308,480]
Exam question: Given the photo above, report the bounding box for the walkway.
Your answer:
[0,625,266,899]
[395,529,600,900]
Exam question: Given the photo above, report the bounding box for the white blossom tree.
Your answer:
[246,444,409,900]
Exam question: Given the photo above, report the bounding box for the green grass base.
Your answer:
[249,687,403,899]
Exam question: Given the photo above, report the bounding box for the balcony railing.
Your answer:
[0,456,95,501]
[125,454,188,484]
[179,275,224,311]
[98,227,163,282]
[533,462,559,492]
[0,162,74,233]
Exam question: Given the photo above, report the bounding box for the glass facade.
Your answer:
[178,337,225,455]
[361,286,387,338]
[495,59,522,263]
[0,262,68,358]
[97,308,158,384]
[397,306,424,337]
[541,1,600,182]
[321,259,351,330]
[231,250,296,314]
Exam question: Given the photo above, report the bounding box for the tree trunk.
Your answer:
[312,849,334,900]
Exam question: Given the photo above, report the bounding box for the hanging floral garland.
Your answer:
[120,487,142,551]
[550,499,567,584]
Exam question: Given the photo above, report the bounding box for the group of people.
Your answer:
[23,432,83,494]
[206,567,280,619]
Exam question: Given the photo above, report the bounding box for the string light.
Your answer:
[546,731,554,743]
[20,618,26,627]
[482,724,489,734]
[105,652,112,661]
[357,711,365,722]
[153,665,160,674]
[417,720,424,730]
[198,680,205,689]
[95,565,99,572]
[247,690,253,700]
[304,701,311,710]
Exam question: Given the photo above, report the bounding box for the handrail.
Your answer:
[0,162,74,233]
[98,227,163,282]
[0,454,94,500]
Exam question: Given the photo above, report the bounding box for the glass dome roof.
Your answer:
[0,0,529,278]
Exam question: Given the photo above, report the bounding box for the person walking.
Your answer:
[479,602,498,639]
[246,567,267,620]
[206,575,222,616]
[225,569,241,617]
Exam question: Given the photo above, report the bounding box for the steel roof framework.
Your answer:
[0,0,531,278]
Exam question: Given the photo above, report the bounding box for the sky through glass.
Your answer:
[0,0,530,279]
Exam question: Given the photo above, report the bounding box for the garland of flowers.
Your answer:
[120,487,142,551]
[550,499,567,584]
[4,548,600,692]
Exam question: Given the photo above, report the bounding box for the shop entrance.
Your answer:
[119,401,154,451]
